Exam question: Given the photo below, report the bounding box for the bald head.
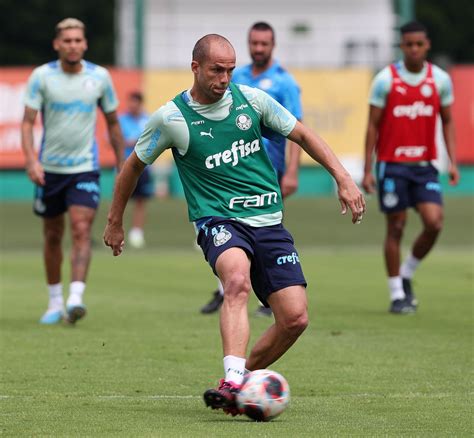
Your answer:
[192,34,235,63]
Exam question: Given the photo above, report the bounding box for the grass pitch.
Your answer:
[0,198,473,436]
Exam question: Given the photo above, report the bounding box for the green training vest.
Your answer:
[172,83,283,222]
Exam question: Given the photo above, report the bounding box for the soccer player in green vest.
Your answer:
[104,34,365,416]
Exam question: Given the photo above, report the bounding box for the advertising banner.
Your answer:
[0,67,142,169]
[292,68,372,165]
[450,66,474,164]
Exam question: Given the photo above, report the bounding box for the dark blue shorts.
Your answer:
[132,166,154,199]
[33,171,100,217]
[197,217,307,307]
[376,162,443,213]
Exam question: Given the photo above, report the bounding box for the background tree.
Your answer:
[416,0,474,63]
[0,0,115,65]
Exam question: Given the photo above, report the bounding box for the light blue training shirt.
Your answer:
[369,60,454,108]
[231,61,302,175]
[119,112,149,158]
[24,59,119,174]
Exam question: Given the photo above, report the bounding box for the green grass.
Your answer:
[0,198,473,436]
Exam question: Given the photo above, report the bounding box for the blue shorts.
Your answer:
[197,217,307,307]
[132,166,154,199]
[376,162,443,213]
[33,171,100,217]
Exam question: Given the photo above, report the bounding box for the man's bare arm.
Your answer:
[21,106,45,186]
[104,111,125,172]
[288,121,366,223]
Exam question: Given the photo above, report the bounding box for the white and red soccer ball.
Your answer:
[236,369,290,421]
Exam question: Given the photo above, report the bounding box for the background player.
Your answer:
[200,21,303,317]
[362,21,459,314]
[119,91,152,248]
[21,18,124,324]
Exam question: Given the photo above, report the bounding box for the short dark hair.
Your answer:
[192,34,233,63]
[400,21,428,36]
[129,91,143,102]
[249,21,275,42]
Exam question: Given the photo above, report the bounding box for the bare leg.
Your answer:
[384,211,407,277]
[412,203,443,259]
[69,206,96,282]
[132,198,147,230]
[43,215,65,284]
[246,285,308,370]
[215,248,252,358]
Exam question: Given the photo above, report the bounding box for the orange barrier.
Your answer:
[0,67,142,169]
[450,66,474,164]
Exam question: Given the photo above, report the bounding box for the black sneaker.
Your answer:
[389,298,416,314]
[65,304,87,324]
[200,290,223,314]
[254,305,273,317]
[402,278,418,307]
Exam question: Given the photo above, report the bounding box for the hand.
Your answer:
[338,177,367,224]
[362,171,376,194]
[26,160,45,186]
[448,163,460,186]
[103,222,125,256]
[280,172,298,198]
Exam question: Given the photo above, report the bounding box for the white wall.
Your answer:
[139,0,396,69]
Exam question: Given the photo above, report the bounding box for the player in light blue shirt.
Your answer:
[201,22,303,317]
[21,18,125,325]
[232,22,303,194]
[118,91,152,248]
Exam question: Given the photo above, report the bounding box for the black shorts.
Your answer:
[376,162,443,213]
[132,166,154,199]
[197,217,307,307]
[33,171,100,217]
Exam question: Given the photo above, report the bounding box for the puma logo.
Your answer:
[200,128,214,139]
[395,86,407,95]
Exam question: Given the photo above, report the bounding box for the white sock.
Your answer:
[217,279,224,296]
[47,283,63,310]
[400,253,421,279]
[67,281,86,307]
[388,276,405,301]
[223,355,246,385]
[129,227,144,238]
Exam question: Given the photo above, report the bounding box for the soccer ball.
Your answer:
[236,369,290,421]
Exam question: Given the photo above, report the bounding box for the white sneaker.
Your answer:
[129,229,145,248]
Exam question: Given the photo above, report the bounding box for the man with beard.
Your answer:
[200,22,303,317]
[21,18,124,324]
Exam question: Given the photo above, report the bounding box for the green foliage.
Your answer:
[0,0,115,65]
[416,0,474,63]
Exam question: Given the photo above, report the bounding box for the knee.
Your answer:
[71,220,91,243]
[387,219,406,240]
[424,216,443,234]
[281,310,309,338]
[44,228,63,246]
[223,272,251,299]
